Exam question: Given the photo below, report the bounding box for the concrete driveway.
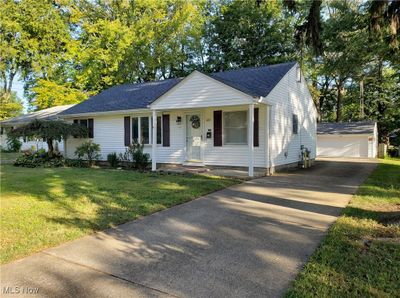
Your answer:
[1,158,377,298]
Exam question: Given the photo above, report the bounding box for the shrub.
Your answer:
[107,152,120,168]
[6,136,22,152]
[14,150,64,168]
[121,141,151,171]
[74,141,101,166]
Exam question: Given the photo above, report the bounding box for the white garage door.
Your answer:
[317,135,369,158]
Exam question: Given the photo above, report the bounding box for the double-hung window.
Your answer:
[131,116,162,145]
[223,111,247,145]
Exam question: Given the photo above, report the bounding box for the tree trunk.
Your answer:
[47,139,54,157]
[336,81,344,122]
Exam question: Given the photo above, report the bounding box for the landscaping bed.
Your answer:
[286,158,400,297]
[0,165,238,264]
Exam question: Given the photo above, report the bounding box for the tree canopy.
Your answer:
[0,0,399,143]
[9,120,88,156]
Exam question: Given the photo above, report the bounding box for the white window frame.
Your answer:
[222,110,248,145]
[131,116,162,145]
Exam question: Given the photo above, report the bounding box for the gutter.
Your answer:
[59,108,150,119]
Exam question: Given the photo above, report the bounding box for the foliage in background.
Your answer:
[1,0,399,142]
[9,120,88,157]
[74,141,101,167]
[5,136,22,152]
[0,91,23,120]
[205,0,295,71]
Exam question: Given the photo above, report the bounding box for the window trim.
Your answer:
[222,110,248,145]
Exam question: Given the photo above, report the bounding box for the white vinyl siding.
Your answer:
[262,65,317,167]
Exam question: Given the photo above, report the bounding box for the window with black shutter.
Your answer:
[293,114,299,134]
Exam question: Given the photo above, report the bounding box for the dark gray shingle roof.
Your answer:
[317,122,376,135]
[1,105,75,126]
[61,61,296,115]
[60,79,183,116]
[210,61,296,97]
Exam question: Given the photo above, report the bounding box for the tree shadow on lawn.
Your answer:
[7,167,237,231]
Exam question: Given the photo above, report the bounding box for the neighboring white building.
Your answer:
[317,122,378,158]
[60,62,317,176]
[0,105,75,152]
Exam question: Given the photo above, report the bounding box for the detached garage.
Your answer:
[317,122,378,158]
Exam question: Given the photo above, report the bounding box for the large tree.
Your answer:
[0,0,70,97]
[0,90,23,120]
[9,120,88,157]
[206,0,295,71]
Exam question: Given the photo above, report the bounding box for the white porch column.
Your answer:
[248,103,254,177]
[152,109,157,171]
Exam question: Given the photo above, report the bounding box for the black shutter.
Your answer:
[162,114,170,147]
[124,116,131,146]
[214,110,222,146]
[73,119,79,138]
[88,119,94,138]
[254,108,259,147]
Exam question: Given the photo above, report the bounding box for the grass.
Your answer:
[286,158,400,297]
[0,152,21,162]
[0,165,238,264]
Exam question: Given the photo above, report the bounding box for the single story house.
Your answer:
[60,61,317,176]
[0,105,74,152]
[317,122,378,158]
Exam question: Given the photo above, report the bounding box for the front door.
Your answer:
[186,114,202,161]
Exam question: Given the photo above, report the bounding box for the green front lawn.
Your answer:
[0,165,237,264]
[286,158,400,297]
[0,152,21,162]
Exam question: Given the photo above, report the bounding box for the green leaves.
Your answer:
[9,119,88,143]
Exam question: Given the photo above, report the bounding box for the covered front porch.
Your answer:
[150,103,270,177]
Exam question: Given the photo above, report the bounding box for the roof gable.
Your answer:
[150,71,253,110]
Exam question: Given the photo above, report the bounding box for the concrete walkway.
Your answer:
[0,158,377,298]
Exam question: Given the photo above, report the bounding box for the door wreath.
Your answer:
[190,115,201,129]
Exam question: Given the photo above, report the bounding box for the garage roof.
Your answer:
[317,122,376,135]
